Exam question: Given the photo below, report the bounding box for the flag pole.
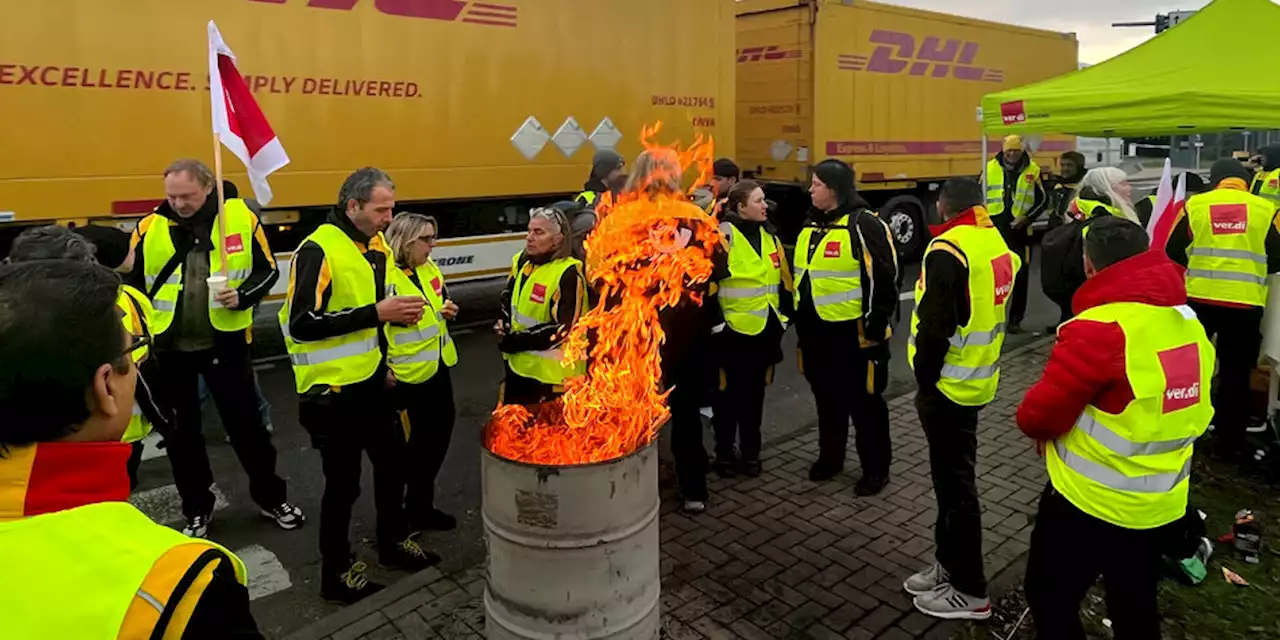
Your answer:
[212,132,229,279]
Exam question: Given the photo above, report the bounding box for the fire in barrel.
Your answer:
[482,123,717,640]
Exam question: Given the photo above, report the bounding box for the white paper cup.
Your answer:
[207,275,228,308]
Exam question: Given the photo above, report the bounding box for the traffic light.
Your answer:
[1155,13,1170,33]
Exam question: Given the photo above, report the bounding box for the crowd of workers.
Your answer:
[0,135,1275,638]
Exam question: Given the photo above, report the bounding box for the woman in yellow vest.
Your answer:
[495,207,586,405]
[710,180,792,480]
[1069,167,1140,223]
[1019,216,1213,639]
[0,260,260,639]
[384,213,461,532]
[795,159,899,497]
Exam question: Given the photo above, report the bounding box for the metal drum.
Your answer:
[482,443,660,640]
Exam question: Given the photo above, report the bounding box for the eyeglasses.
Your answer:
[417,234,437,244]
[121,334,151,365]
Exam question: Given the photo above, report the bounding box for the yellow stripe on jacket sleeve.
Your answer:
[0,444,36,523]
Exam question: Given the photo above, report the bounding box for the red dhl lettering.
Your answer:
[1165,382,1200,402]
[247,0,518,28]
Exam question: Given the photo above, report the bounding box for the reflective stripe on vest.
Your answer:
[985,158,1040,217]
[385,260,458,384]
[0,500,246,638]
[908,223,1021,406]
[1183,188,1274,306]
[506,252,585,385]
[278,224,385,393]
[140,199,260,334]
[1253,168,1280,202]
[1045,302,1214,529]
[718,221,788,335]
[794,214,863,322]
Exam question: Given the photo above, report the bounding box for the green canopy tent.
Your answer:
[981,0,1280,138]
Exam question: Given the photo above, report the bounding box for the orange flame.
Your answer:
[485,122,718,465]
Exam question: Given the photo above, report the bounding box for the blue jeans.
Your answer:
[199,370,272,427]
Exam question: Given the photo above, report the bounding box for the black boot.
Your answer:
[855,472,889,497]
[379,537,442,572]
[321,560,385,605]
[809,459,843,482]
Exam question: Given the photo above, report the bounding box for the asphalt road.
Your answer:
[128,254,1060,638]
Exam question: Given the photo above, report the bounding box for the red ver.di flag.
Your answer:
[208,20,289,206]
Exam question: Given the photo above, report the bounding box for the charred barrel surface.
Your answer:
[482,444,660,640]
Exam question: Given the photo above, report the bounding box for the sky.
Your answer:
[888,0,1210,64]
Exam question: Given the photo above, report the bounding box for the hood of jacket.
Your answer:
[1072,250,1186,316]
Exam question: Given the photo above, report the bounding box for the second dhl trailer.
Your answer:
[736,0,1078,257]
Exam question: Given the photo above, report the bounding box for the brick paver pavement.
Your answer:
[288,338,1055,640]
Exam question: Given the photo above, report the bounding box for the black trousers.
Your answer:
[160,338,286,519]
[1188,301,1263,450]
[500,363,560,406]
[300,376,409,573]
[994,215,1032,325]
[801,341,891,477]
[1025,485,1169,640]
[712,362,770,462]
[917,390,986,597]
[395,368,456,530]
[667,340,715,503]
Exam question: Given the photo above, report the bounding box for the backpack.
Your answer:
[1040,216,1101,306]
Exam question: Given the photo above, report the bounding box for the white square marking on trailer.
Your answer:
[552,116,587,158]
[511,116,550,161]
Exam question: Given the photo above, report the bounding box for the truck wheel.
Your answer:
[881,195,927,262]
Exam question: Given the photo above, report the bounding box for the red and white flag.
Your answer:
[208,21,289,205]
[1147,159,1188,251]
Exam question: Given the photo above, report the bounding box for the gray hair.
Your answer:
[385,213,439,267]
[164,158,215,189]
[529,207,573,261]
[337,167,395,210]
[8,226,96,263]
[1076,167,1139,224]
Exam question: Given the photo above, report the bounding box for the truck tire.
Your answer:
[880,194,927,262]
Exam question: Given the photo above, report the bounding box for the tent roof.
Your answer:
[982,0,1280,137]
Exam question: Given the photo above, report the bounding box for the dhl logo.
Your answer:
[839,30,1003,83]
[737,46,802,63]
[248,0,518,28]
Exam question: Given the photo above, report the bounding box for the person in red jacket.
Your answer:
[1017,216,1213,640]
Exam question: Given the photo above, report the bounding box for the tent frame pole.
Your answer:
[981,134,989,193]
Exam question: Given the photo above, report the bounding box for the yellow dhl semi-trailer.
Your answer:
[737,0,1077,256]
[1,0,1075,289]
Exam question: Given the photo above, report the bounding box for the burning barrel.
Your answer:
[481,444,661,639]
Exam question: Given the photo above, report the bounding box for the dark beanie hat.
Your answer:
[222,180,240,200]
[74,225,132,269]
[812,159,858,209]
[590,149,625,180]
[1209,158,1251,187]
[713,158,740,179]
[1181,171,1207,194]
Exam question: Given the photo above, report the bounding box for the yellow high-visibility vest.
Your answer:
[0,500,246,639]
[718,221,789,336]
[986,158,1041,218]
[278,224,385,394]
[1074,198,1123,220]
[1183,188,1275,307]
[118,285,154,443]
[908,222,1021,406]
[505,252,585,385]
[1252,168,1280,204]
[140,199,259,335]
[794,214,863,322]
[385,260,459,385]
[1047,302,1214,529]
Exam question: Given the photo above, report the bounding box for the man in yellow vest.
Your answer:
[692,158,740,217]
[495,207,587,405]
[984,135,1046,334]
[125,158,299,540]
[1019,216,1213,638]
[1250,145,1280,204]
[281,167,441,604]
[575,148,626,209]
[1166,159,1280,459]
[902,178,1020,620]
[0,260,261,639]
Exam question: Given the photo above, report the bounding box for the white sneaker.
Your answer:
[260,502,306,530]
[903,562,948,596]
[182,514,212,538]
[913,584,991,620]
[682,500,706,514]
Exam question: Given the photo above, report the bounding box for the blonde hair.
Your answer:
[623,149,682,198]
[385,212,438,267]
[1076,167,1139,223]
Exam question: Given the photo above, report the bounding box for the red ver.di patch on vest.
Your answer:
[224,233,244,254]
[771,252,780,268]
[1158,343,1201,413]
[530,283,547,304]
[431,277,442,297]
[1209,203,1248,235]
[991,253,1013,305]
[823,241,841,258]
